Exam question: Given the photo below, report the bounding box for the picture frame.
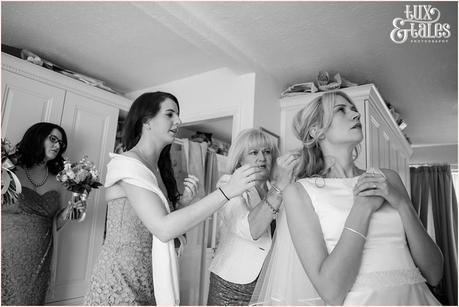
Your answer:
[260,127,280,148]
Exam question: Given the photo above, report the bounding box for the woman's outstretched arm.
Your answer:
[121,164,260,242]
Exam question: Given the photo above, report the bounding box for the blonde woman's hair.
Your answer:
[226,128,280,174]
[292,91,359,179]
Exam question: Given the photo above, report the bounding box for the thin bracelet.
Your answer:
[218,187,230,201]
[265,196,280,218]
[344,227,367,240]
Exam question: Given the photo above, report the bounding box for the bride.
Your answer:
[251,91,443,305]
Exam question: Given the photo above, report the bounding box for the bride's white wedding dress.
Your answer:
[251,176,440,305]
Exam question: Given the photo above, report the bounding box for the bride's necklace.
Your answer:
[25,166,49,188]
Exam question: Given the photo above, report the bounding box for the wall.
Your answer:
[253,70,283,139]
[126,67,256,140]
[410,144,458,165]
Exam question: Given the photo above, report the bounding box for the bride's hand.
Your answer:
[354,170,408,210]
[353,173,385,213]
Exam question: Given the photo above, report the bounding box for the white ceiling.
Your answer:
[1,1,457,148]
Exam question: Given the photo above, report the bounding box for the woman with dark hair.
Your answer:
[1,122,85,305]
[85,92,260,305]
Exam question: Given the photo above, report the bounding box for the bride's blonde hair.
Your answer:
[292,91,359,179]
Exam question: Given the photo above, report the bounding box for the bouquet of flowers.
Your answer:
[1,138,21,206]
[56,156,102,221]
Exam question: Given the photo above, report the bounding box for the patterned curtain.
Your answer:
[410,164,458,305]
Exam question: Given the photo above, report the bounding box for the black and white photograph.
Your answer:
[1,1,457,306]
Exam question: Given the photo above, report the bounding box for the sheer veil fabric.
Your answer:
[249,206,324,305]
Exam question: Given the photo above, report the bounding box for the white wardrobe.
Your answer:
[279,84,413,190]
[1,53,132,304]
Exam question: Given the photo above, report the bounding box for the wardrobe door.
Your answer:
[1,70,65,143]
[46,91,118,303]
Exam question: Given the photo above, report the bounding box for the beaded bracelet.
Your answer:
[265,196,280,218]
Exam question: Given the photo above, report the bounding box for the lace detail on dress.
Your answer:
[84,198,155,305]
[352,268,426,290]
[1,188,60,305]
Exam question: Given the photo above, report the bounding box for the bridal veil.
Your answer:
[249,207,324,305]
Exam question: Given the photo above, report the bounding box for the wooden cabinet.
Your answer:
[1,69,66,143]
[280,84,413,190]
[1,53,131,304]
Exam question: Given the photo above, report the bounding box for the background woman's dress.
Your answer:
[1,187,60,305]
[84,197,155,305]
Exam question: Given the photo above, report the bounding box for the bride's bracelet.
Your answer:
[344,226,367,240]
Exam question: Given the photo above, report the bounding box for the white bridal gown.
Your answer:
[251,176,440,306]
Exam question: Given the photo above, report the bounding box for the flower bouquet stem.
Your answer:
[66,192,88,222]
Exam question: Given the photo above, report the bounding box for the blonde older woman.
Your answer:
[207,128,298,305]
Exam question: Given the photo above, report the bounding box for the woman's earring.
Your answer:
[309,127,319,139]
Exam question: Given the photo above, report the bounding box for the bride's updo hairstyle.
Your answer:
[292,91,358,179]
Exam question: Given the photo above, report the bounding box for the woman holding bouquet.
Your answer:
[1,122,85,305]
[85,92,260,306]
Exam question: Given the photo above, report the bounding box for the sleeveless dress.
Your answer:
[251,177,440,305]
[1,187,61,305]
[299,177,440,305]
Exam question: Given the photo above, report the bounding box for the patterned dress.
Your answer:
[84,197,155,305]
[1,187,61,305]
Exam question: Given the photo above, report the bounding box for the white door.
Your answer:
[1,70,65,144]
[46,92,118,303]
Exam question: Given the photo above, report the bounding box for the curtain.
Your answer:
[205,150,219,196]
[410,165,458,305]
[179,140,221,305]
[178,140,207,304]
